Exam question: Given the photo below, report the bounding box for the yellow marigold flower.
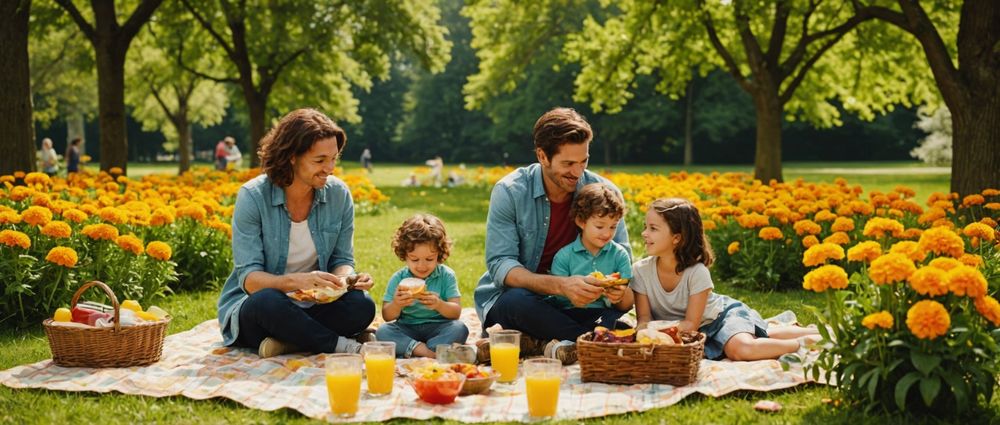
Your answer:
[45,246,78,268]
[0,229,31,249]
[40,221,72,239]
[81,223,119,241]
[802,235,819,248]
[736,213,769,229]
[974,296,1000,327]
[958,253,982,268]
[115,234,144,255]
[981,217,998,228]
[62,208,88,223]
[906,300,950,340]
[869,253,916,285]
[150,208,176,226]
[146,241,172,261]
[79,204,99,215]
[703,220,717,231]
[109,167,123,175]
[32,193,52,207]
[803,243,845,267]
[962,223,995,242]
[947,265,988,298]
[986,202,1000,210]
[862,311,893,330]
[918,226,965,258]
[793,219,822,236]
[24,172,51,186]
[983,188,1000,196]
[758,227,783,240]
[918,207,947,225]
[803,264,849,293]
[908,266,949,297]
[727,241,740,255]
[962,194,985,207]
[814,210,837,222]
[98,206,129,224]
[177,204,207,221]
[8,185,34,201]
[21,206,53,227]
[889,241,927,262]
[928,257,962,271]
[862,217,904,239]
[902,228,923,240]
[823,232,851,246]
[830,217,855,232]
[847,241,882,262]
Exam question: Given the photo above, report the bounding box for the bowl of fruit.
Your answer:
[449,363,498,396]
[407,363,466,405]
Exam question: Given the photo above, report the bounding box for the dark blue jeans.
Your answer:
[234,288,376,353]
[483,288,627,341]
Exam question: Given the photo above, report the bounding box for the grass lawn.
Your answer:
[4,162,993,424]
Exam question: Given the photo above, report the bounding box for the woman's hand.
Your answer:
[417,291,442,310]
[351,273,374,291]
[393,286,415,307]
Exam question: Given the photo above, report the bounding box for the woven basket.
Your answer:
[577,331,705,386]
[43,281,170,368]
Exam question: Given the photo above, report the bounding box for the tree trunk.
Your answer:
[94,44,128,173]
[950,96,1000,196]
[67,111,86,154]
[751,88,784,183]
[683,80,694,166]
[0,0,35,175]
[176,116,192,175]
[246,91,267,168]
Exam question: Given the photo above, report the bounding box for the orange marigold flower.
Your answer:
[98,206,129,224]
[109,167,123,175]
[177,204,207,221]
[962,223,995,242]
[40,221,72,239]
[24,172,51,186]
[150,208,176,226]
[758,227,783,241]
[918,207,948,225]
[81,223,119,241]
[62,208,88,223]
[986,202,1000,210]
[115,234,144,256]
[793,219,822,236]
[8,185,34,201]
[21,206,53,227]
[736,213,769,229]
[947,265,988,298]
[983,188,1000,196]
[901,228,923,240]
[727,241,740,255]
[918,226,965,258]
[803,264,849,293]
[974,296,1000,327]
[962,194,985,207]
[823,232,851,246]
[862,217,904,239]
[146,241,172,261]
[802,235,820,248]
[0,211,22,224]
[862,311,893,330]
[906,300,950,340]
[928,257,962,271]
[958,253,982,268]
[45,246,78,268]
[889,241,927,263]
[0,229,31,249]
[869,253,916,285]
[981,217,998,228]
[703,220,717,231]
[908,266,949,297]
[803,243,845,267]
[814,210,837,222]
[830,217,855,232]
[847,241,882,263]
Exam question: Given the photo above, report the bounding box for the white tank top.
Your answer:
[286,219,318,273]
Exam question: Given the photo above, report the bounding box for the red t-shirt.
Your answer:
[537,198,578,274]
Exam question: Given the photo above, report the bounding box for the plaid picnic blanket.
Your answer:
[0,309,823,422]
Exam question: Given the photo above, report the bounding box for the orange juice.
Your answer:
[326,372,362,416]
[490,342,519,383]
[525,375,561,418]
[364,354,395,395]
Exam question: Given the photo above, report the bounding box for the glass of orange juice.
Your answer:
[523,358,562,419]
[362,341,396,397]
[325,353,363,417]
[489,329,520,383]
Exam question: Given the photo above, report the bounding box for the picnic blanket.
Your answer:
[0,309,823,422]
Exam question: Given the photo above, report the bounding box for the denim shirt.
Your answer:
[474,163,631,322]
[217,174,356,346]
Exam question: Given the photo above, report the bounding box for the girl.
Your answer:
[631,198,819,361]
[377,214,469,358]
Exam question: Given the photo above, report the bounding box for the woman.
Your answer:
[217,108,376,358]
[65,138,82,173]
[39,138,59,176]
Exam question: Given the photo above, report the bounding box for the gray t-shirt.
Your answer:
[629,257,729,327]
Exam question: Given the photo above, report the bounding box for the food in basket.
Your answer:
[637,328,676,345]
[287,286,347,303]
[407,363,466,404]
[53,308,72,322]
[592,326,636,343]
[589,271,630,287]
[398,278,426,295]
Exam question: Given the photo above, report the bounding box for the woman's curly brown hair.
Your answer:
[392,214,452,262]
[571,183,625,223]
[258,108,346,187]
[649,198,714,273]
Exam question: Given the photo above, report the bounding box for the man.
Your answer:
[215,139,228,170]
[474,107,632,365]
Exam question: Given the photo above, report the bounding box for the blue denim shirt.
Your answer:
[217,174,356,346]
[474,164,631,321]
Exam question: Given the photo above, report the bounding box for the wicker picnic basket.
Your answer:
[577,331,705,386]
[42,281,170,368]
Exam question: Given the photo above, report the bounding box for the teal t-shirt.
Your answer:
[547,236,633,309]
[383,264,461,325]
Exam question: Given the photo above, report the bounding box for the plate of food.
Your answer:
[589,271,630,287]
[286,286,347,304]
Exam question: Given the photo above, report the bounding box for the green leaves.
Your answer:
[894,371,921,410]
[910,351,941,376]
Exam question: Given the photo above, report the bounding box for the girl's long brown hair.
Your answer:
[650,198,714,273]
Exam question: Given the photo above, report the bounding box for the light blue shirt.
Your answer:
[217,174,356,346]
[547,235,633,309]
[383,264,461,325]
[474,163,631,322]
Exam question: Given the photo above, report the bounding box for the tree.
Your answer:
[0,0,35,175]
[54,0,165,174]
[858,0,999,196]
[179,0,451,167]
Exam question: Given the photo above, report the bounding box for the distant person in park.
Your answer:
[38,138,59,176]
[360,146,373,173]
[473,107,631,365]
[65,138,82,174]
[215,139,228,170]
[217,108,376,359]
[426,155,444,186]
[224,136,242,170]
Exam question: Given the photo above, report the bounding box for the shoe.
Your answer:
[543,340,577,365]
[520,334,547,356]
[474,339,491,364]
[355,327,377,344]
[337,337,363,354]
[258,337,300,358]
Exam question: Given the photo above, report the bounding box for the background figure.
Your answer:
[360,147,373,172]
[65,138,82,173]
[426,155,444,187]
[38,138,59,176]
[215,139,228,170]
[224,136,242,170]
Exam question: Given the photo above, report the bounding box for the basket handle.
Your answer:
[70,280,121,332]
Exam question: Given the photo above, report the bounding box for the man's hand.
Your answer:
[561,276,604,307]
[604,285,627,304]
[290,270,344,291]
[351,273,374,291]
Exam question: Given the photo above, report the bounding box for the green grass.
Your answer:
[4,162,990,424]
